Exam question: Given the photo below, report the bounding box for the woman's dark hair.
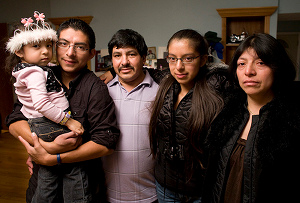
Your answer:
[108,29,148,58]
[229,33,296,92]
[149,29,224,171]
[57,18,96,50]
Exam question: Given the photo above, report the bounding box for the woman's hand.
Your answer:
[19,133,57,166]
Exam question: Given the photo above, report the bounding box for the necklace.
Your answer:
[247,106,254,115]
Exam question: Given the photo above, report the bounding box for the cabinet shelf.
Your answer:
[217,6,277,64]
[226,43,240,47]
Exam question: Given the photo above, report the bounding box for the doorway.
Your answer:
[0,23,14,131]
[277,13,300,81]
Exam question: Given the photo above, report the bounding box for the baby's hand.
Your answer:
[65,118,84,135]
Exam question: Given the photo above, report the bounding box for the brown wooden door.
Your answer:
[0,23,14,130]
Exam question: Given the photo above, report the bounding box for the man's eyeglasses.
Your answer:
[166,55,200,64]
[56,41,89,53]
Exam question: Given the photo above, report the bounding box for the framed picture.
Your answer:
[147,47,156,60]
[95,51,103,72]
[144,59,157,69]
[95,50,112,72]
[157,47,168,59]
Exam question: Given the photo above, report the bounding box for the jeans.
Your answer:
[28,116,70,142]
[28,117,91,202]
[31,164,91,203]
[155,180,201,203]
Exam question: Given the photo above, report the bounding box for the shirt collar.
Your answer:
[68,66,89,89]
[54,65,88,95]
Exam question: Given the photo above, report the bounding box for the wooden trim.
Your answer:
[264,16,271,33]
[221,17,227,62]
[217,6,277,18]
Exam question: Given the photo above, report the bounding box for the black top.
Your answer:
[152,66,230,197]
[224,137,246,203]
[203,86,300,203]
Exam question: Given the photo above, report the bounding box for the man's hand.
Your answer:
[19,133,56,166]
[99,71,113,84]
[20,133,113,165]
[26,156,33,175]
[39,131,82,154]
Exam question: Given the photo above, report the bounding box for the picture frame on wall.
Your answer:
[95,50,103,72]
[157,47,168,59]
[95,50,112,72]
[144,59,157,69]
[147,47,156,60]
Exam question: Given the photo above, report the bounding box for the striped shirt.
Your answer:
[102,70,159,203]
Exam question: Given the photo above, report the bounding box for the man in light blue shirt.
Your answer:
[101,29,159,203]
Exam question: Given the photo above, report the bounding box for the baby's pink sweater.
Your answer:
[12,65,69,123]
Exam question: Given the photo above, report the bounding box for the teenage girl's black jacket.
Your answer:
[202,84,300,203]
[152,65,229,197]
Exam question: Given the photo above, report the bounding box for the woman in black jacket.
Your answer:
[203,33,300,203]
[149,29,228,202]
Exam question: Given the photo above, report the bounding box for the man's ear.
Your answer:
[15,49,24,58]
[89,49,96,60]
[142,55,147,65]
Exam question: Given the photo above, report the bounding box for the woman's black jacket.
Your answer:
[153,65,229,197]
[202,83,300,203]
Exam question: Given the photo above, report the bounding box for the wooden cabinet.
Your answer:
[217,7,277,64]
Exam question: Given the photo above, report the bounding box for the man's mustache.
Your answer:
[118,65,134,72]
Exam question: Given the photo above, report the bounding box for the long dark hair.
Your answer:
[149,29,224,170]
[229,33,296,93]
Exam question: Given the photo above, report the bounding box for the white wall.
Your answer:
[278,0,300,13]
[0,0,286,50]
[3,0,300,71]
[48,0,279,51]
[0,0,51,24]
[0,0,280,71]
[3,0,300,50]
